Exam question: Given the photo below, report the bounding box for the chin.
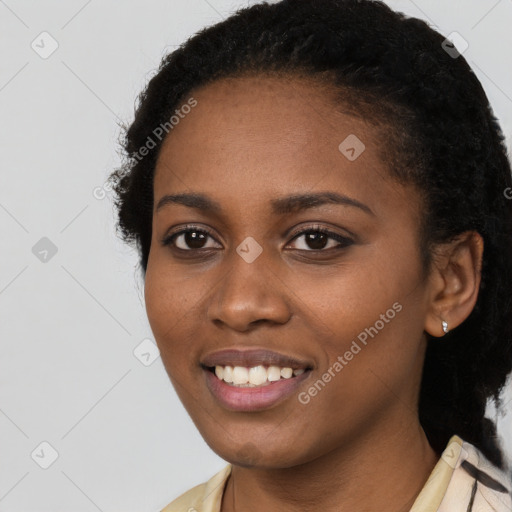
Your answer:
[207,435,311,469]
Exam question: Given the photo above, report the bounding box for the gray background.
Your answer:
[1,1,511,511]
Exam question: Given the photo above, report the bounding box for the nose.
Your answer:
[207,247,291,332]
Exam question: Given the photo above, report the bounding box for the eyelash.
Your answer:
[161,224,354,253]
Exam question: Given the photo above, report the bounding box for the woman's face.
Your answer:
[145,75,434,467]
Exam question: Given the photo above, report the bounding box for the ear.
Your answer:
[424,231,484,338]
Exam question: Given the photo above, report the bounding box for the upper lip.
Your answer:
[201,348,313,370]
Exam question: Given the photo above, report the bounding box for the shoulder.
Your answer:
[160,464,232,512]
[439,436,512,512]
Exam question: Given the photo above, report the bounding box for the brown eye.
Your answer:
[177,230,208,249]
[287,227,353,251]
[162,226,221,251]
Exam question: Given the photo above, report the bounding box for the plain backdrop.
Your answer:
[1,1,511,511]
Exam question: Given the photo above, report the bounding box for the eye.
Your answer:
[161,224,354,253]
[286,225,354,251]
[161,225,221,251]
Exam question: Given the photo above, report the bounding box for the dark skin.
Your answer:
[144,75,484,512]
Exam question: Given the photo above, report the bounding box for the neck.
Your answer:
[221,417,439,512]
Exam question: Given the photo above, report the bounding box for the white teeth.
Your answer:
[223,365,233,383]
[280,367,293,379]
[249,365,267,386]
[213,364,307,386]
[267,366,281,382]
[232,366,249,384]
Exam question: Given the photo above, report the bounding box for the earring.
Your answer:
[442,320,449,334]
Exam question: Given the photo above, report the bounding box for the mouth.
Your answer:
[200,348,313,411]
[203,364,309,387]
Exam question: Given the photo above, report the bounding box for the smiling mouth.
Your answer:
[205,364,311,387]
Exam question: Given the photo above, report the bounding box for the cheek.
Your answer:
[144,257,196,363]
[144,268,172,341]
[288,255,411,347]
[292,246,426,399]
[144,267,206,408]
[144,247,204,328]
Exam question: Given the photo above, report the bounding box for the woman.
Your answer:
[108,0,512,510]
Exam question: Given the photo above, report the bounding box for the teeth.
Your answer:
[280,367,293,379]
[233,366,249,385]
[223,365,233,383]
[267,366,281,382]
[249,365,267,386]
[213,364,307,386]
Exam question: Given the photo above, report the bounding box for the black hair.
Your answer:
[108,0,512,469]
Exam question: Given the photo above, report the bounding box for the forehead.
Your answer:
[153,74,416,220]
[159,74,362,152]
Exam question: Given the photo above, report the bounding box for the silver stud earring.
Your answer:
[442,320,449,334]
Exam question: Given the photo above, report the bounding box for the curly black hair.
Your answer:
[108,0,512,469]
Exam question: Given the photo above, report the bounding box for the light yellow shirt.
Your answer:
[161,435,512,512]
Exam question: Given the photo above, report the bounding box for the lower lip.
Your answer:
[203,368,311,412]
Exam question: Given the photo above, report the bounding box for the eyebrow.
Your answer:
[155,191,375,217]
